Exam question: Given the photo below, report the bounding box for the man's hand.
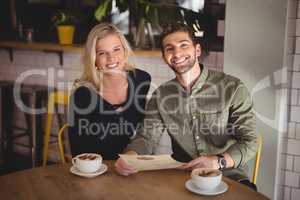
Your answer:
[177,153,235,171]
[115,151,138,176]
[177,156,219,170]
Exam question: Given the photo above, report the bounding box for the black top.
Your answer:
[68,69,151,160]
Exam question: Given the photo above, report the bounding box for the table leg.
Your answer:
[0,87,3,166]
[31,92,36,168]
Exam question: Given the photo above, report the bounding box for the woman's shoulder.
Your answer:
[70,85,99,108]
[130,68,151,82]
[72,85,96,97]
[72,80,97,95]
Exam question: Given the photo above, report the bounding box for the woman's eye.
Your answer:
[97,52,105,56]
[113,48,121,52]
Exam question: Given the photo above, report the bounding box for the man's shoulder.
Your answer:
[207,69,243,87]
[206,69,251,101]
[152,78,178,95]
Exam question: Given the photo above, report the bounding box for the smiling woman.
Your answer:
[95,34,126,72]
[68,23,152,160]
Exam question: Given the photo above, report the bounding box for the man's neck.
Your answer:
[176,63,201,91]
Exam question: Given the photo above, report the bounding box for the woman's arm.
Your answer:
[68,86,98,156]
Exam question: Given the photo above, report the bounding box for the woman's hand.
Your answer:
[115,151,139,176]
[115,157,138,176]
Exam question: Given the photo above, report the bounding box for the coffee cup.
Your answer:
[72,153,102,173]
[191,168,222,190]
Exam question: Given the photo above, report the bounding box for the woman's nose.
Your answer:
[107,52,116,60]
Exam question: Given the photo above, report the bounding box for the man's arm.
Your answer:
[123,90,165,155]
[179,81,257,170]
[115,91,166,175]
[178,153,234,170]
[225,82,258,168]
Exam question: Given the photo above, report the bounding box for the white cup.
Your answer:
[72,153,102,173]
[191,168,222,190]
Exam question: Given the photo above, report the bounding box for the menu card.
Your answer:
[119,154,184,171]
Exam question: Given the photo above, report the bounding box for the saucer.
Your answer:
[70,164,108,178]
[185,179,228,196]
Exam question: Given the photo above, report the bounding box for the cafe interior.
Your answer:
[0,0,299,200]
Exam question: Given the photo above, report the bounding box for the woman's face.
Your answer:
[95,33,126,72]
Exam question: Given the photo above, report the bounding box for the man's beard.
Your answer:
[170,54,197,75]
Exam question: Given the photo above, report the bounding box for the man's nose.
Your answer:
[173,47,183,57]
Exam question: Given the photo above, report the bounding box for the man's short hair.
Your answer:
[160,22,198,52]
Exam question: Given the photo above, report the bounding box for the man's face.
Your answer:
[162,31,201,75]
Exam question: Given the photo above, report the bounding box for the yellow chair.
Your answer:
[42,91,69,166]
[58,123,70,164]
[252,134,263,184]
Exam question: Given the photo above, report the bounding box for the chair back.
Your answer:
[42,91,69,166]
[252,134,263,184]
[58,123,70,164]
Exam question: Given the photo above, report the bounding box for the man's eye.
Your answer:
[164,47,173,52]
[181,43,189,48]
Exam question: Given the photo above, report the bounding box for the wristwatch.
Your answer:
[217,154,226,171]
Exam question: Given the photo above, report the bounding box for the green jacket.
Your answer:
[126,66,258,181]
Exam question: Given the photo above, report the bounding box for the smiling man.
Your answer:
[115,22,258,190]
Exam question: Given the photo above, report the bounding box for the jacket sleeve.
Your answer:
[226,82,258,168]
[125,90,165,154]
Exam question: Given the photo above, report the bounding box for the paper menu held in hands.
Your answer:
[119,154,184,171]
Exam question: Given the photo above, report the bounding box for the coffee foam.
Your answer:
[197,169,221,177]
[78,154,98,160]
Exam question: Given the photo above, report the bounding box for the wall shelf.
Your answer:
[0,41,162,66]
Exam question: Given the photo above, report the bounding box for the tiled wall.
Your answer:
[282,1,300,200]
[0,48,223,161]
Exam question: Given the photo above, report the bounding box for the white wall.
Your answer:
[223,0,288,199]
[281,1,300,200]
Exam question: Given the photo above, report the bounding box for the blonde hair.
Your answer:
[80,23,134,89]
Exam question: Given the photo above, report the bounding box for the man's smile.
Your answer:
[171,56,190,65]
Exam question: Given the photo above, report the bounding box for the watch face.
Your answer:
[218,156,226,170]
[220,158,226,168]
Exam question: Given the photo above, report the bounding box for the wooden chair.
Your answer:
[57,123,70,164]
[42,91,69,166]
[252,134,263,184]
